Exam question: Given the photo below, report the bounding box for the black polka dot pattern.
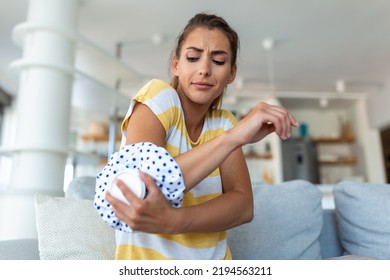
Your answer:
[94,142,185,233]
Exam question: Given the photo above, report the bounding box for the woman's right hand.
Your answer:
[106,172,179,234]
[229,102,299,146]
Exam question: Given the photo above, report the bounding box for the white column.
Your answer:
[0,0,79,240]
[355,99,386,183]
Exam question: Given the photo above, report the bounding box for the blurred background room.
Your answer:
[0,0,389,241]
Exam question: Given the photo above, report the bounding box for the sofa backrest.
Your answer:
[65,176,96,200]
[227,180,325,260]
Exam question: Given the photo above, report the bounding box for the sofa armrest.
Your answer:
[0,239,40,260]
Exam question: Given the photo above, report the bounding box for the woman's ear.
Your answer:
[171,56,179,76]
[227,65,237,84]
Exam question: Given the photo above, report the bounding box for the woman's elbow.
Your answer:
[241,202,254,224]
[246,206,254,224]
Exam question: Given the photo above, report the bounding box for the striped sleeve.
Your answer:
[121,79,181,138]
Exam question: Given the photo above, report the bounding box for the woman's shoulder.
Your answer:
[146,79,173,90]
[132,79,182,120]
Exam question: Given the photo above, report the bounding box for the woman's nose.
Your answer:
[198,58,211,77]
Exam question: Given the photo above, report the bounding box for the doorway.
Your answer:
[380,126,390,183]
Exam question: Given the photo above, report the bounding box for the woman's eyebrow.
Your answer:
[186,46,203,52]
[186,46,228,55]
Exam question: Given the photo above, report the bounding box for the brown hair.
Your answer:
[170,13,240,110]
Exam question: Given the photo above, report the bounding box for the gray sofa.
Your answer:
[1,178,389,260]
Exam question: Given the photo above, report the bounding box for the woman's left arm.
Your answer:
[177,146,254,232]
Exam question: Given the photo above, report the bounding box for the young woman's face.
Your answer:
[171,27,236,109]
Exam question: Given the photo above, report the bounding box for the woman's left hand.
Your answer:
[106,171,176,234]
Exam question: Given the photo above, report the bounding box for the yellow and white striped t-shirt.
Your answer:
[117,79,237,260]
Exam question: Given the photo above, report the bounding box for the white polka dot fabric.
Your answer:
[94,142,185,233]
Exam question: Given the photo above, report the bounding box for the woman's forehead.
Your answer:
[182,27,231,53]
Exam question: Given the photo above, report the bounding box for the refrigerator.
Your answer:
[281,138,320,184]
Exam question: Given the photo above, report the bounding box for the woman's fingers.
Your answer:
[243,102,298,142]
[106,171,174,233]
[271,103,298,139]
[255,103,289,140]
[116,178,143,205]
[106,190,134,226]
[138,171,160,195]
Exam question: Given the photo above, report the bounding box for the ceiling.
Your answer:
[1,0,390,111]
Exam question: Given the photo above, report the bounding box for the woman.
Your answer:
[100,13,298,259]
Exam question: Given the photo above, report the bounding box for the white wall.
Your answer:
[355,99,386,183]
[367,81,390,129]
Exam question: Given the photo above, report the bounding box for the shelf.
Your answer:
[80,134,121,142]
[312,137,355,144]
[314,136,357,166]
[67,149,102,164]
[244,153,273,159]
[319,158,357,165]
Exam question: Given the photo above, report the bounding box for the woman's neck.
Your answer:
[180,97,209,142]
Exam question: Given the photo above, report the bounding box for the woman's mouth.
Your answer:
[192,82,213,90]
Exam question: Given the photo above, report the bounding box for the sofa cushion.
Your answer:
[227,180,323,260]
[35,194,116,260]
[65,176,96,200]
[334,181,390,259]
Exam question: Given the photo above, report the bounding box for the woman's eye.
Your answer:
[213,60,225,65]
[186,56,199,62]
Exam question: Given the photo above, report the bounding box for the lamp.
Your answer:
[335,79,346,93]
[262,38,276,95]
[319,97,329,108]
